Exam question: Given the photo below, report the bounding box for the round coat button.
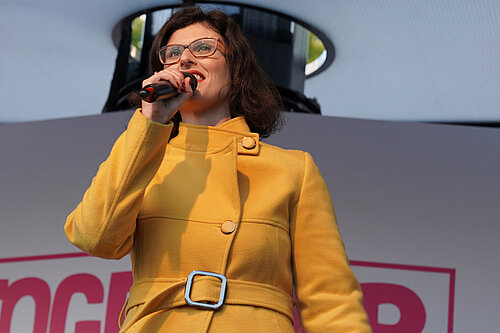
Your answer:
[221,220,236,234]
[241,137,256,149]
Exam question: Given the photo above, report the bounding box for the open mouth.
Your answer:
[187,71,205,81]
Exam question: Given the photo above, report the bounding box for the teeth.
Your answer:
[193,74,203,80]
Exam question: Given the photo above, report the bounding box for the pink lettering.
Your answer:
[75,320,102,332]
[49,273,104,333]
[105,271,133,333]
[0,271,134,332]
[361,283,426,333]
[0,277,51,333]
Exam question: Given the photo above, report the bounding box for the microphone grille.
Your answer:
[181,72,198,90]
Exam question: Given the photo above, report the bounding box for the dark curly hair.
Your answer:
[149,5,283,138]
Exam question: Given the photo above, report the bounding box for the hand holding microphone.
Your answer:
[140,70,198,124]
[139,71,198,103]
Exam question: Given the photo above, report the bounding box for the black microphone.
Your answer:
[139,71,198,103]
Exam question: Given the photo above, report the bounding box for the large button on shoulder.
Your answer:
[221,220,236,234]
[241,136,256,149]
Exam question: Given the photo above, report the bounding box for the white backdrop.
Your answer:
[0,111,499,332]
[3,0,500,123]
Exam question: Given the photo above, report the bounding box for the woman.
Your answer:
[65,6,372,333]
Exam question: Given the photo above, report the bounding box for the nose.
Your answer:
[179,47,197,68]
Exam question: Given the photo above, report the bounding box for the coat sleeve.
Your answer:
[64,110,173,259]
[290,152,372,332]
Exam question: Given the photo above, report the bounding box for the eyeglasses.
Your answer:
[158,37,225,65]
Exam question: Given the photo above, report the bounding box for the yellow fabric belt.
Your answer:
[120,276,294,332]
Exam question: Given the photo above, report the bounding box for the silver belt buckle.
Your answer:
[184,270,227,310]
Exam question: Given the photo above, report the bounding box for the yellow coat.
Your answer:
[65,110,371,332]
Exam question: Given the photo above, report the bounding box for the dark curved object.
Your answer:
[103,2,329,114]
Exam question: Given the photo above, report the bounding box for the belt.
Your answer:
[119,272,294,332]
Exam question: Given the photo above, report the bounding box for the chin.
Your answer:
[183,96,223,111]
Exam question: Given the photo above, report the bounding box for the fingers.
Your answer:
[142,68,185,90]
[139,68,194,124]
[180,76,194,95]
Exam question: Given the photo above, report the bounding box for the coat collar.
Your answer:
[169,116,260,156]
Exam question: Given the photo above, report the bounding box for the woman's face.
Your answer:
[164,23,231,107]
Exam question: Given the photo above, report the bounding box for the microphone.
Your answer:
[139,71,198,103]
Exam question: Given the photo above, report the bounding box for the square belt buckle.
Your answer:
[184,270,227,310]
